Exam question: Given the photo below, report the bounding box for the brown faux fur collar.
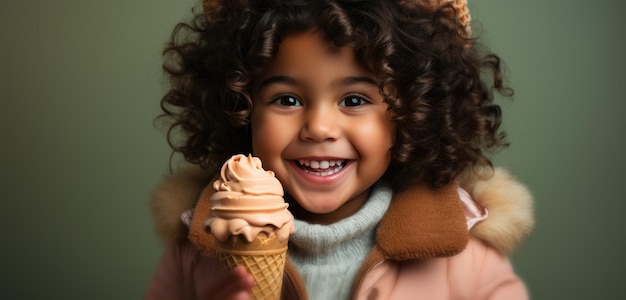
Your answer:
[376,183,469,259]
[150,165,534,255]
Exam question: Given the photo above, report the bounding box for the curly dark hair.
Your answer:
[158,0,512,191]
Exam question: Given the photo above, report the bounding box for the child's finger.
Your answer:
[232,265,255,289]
[210,265,255,300]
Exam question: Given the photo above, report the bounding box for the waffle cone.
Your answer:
[216,232,288,300]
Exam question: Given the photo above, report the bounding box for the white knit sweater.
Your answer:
[288,184,392,300]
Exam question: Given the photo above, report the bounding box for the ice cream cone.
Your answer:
[206,154,294,299]
[217,232,288,300]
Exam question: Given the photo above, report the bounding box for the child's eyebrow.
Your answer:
[338,76,379,88]
[257,76,296,90]
[257,75,378,90]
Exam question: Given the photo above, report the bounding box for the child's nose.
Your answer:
[299,106,340,142]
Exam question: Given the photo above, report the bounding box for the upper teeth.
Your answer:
[298,160,343,169]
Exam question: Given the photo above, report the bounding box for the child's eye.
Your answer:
[272,95,301,107]
[339,94,369,107]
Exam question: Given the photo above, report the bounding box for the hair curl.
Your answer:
[158,0,512,191]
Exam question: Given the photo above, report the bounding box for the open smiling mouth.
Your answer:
[296,160,347,176]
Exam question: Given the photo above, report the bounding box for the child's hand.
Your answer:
[209,265,255,300]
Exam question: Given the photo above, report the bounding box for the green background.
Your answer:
[1,0,624,299]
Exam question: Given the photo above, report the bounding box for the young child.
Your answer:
[147,0,535,299]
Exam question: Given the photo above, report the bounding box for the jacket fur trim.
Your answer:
[458,166,535,254]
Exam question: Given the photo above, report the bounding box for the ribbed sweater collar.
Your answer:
[289,183,392,255]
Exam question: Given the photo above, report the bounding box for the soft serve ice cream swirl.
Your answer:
[205,154,295,242]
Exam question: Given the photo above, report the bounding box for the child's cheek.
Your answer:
[250,111,291,169]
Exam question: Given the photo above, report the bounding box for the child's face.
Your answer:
[251,30,394,223]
